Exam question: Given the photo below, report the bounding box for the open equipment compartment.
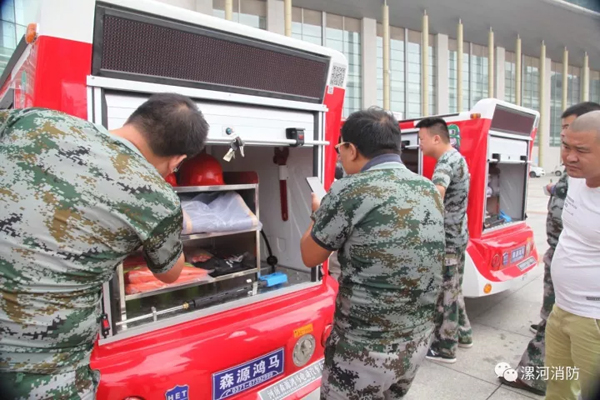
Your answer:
[400,131,420,174]
[95,90,328,340]
[484,105,535,231]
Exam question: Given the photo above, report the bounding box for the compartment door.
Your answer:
[400,131,421,174]
[104,92,326,147]
[487,136,529,163]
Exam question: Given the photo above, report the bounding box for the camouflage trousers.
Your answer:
[0,365,99,400]
[320,329,432,400]
[430,248,473,358]
[516,258,555,392]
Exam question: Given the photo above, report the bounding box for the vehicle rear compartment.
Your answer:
[101,93,325,340]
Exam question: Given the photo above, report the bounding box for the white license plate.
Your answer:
[517,257,536,271]
[258,359,324,400]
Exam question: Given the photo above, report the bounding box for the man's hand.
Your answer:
[153,252,185,283]
[300,194,331,268]
[300,222,332,268]
[311,193,321,213]
[436,184,447,199]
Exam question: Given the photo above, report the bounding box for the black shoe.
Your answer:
[499,376,545,396]
[529,324,539,334]
[425,348,456,364]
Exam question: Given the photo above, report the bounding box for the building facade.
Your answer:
[1,0,599,169]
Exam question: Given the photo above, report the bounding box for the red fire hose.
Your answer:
[273,148,290,221]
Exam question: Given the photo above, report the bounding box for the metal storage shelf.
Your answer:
[103,176,262,338]
[182,227,259,241]
[174,184,258,193]
[124,267,260,301]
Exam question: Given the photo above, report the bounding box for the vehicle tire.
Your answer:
[529,171,536,178]
[555,170,562,176]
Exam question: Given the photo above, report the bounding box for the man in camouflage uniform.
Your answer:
[417,117,472,364]
[0,93,209,399]
[300,108,445,399]
[500,101,600,396]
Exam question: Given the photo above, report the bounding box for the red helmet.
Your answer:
[179,153,225,186]
[165,173,178,187]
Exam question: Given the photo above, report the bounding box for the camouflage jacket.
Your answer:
[0,109,183,374]
[543,173,569,264]
[311,154,445,344]
[432,148,470,251]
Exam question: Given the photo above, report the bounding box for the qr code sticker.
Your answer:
[329,65,346,88]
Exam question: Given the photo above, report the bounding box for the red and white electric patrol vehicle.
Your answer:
[0,1,348,399]
[399,100,540,297]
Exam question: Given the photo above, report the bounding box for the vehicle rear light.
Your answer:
[491,253,502,270]
[526,240,533,256]
[470,113,481,119]
[484,284,492,294]
[321,324,332,347]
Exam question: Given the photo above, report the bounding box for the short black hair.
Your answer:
[416,117,450,144]
[126,93,209,158]
[341,107,401,158]
[561,102,600,119]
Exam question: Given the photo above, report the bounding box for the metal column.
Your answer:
[225,0,233,20]
[383,1,390,110]
[488,28,494,98]
[422,11,429,116]
[284,0,292,37]
[562,48,569,111]
[539,41,546,167]
[583,52,590,101]
[516,35,522,106]
[457,20,464,111]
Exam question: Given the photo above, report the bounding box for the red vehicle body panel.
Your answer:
[2,33,344,399]
[0,36,91,117]
[92,278,338,400]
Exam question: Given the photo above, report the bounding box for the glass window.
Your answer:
[505,51,516,104]
[522,56,540,112]
[549,63,584,147]
[213,0,266,30]
[0,1,15,24]
[292,8,322,45]
[376,33,383,107]
[428,35,436,115]
[462,44,470,111]
[567,66,580,107]
[549,62,563,147]
[470,44,489,109]
[448,39,458,113]
[406,30,421,118]
[521,56,540,145]
[0,0,40,76]
[326,14,361,117]
[14,0,40,26]
[590,70,600,104]
[376,25,405,115]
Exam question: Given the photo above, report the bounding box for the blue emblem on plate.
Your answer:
[165,384,189,400]
[213,348,285,400]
